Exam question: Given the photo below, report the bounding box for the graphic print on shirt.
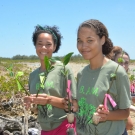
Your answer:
[36,81,53,118]
[77,85,99,134]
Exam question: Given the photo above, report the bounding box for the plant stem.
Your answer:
[18,81,30,96]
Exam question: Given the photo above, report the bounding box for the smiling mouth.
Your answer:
[82,51,90,54]
[41,52,47,55]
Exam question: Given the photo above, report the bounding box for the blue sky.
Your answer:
[0,0,135,59]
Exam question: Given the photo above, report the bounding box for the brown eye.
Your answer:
[47,44,51,46]
[87,40,92,43]
[37,44,42,47]
[77,40,82,43]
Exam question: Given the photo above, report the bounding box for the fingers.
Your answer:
[23,96,33,104]
[96,104,109,122]
[99,113,108,122]
[72,100,78,112]
[97,104,105,110]
[63,97,74,112]
[63,97,70,111]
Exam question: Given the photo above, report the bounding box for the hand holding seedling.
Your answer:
[24,96,33,110]
[96,104,109,122]
[60,52,74,113]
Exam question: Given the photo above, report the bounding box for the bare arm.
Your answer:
[107,109,129,121]
[48,96,78,111]
[27,94,64,109]
[126,116,133,130]
[48,95,65,109]
[24,94,78,111]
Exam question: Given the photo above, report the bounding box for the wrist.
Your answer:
[106,110,110,121]
[47,95,52,104]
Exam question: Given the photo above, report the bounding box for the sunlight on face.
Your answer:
[35,33,56,61]
[77,27,104,61]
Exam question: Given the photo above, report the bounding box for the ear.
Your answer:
[101,36,105,46]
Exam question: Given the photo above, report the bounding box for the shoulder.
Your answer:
[77,64,89,76]
[104,60,127,77]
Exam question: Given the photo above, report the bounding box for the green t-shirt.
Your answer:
[76,60,131,135]
[29,61,76,131]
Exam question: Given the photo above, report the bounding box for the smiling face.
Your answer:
[77,27,105,61]
[35,33,56,61]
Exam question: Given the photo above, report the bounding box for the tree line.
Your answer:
[0,54,134,63]
[0,54,88,63]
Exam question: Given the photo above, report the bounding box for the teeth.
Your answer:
[41,52,47,55]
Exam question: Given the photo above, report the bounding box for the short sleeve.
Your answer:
[116,67,131,109]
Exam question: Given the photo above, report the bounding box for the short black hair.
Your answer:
[77,19,113,57]
[32,25,63,53]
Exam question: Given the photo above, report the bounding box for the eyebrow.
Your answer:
[77,37,94,40]
[37,40,52,43]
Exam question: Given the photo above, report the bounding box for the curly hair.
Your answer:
[77,19,113,57]
[32,25,63,53]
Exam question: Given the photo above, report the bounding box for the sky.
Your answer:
[0,0,135,59]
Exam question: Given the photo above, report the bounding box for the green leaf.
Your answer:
[50,66,54,70]
[44,56,51,72]
[9,72,14,77]
[63,52,74,66]
[6,64,13,71]
[5,64,14,77]
[39,73,46,84]
[49,57,56,63]
[110,73,116,80]
[118,58,124,63]
[65,70,68,76]
[16,80,22,91]
[129,75,135,81]
[40,84,45,89]
[16,72,24,79]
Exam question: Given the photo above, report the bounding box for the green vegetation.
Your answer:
[0,61,31,99]
[0,54,89,63]
[0,54,135,63]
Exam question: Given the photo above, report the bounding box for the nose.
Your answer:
[42,45,46,49]
[82,43,88,48]
[122,64,125,68]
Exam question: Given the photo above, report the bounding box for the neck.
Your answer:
[39,59,56,71]
[40,60,46,71]
[89,55,109,70]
